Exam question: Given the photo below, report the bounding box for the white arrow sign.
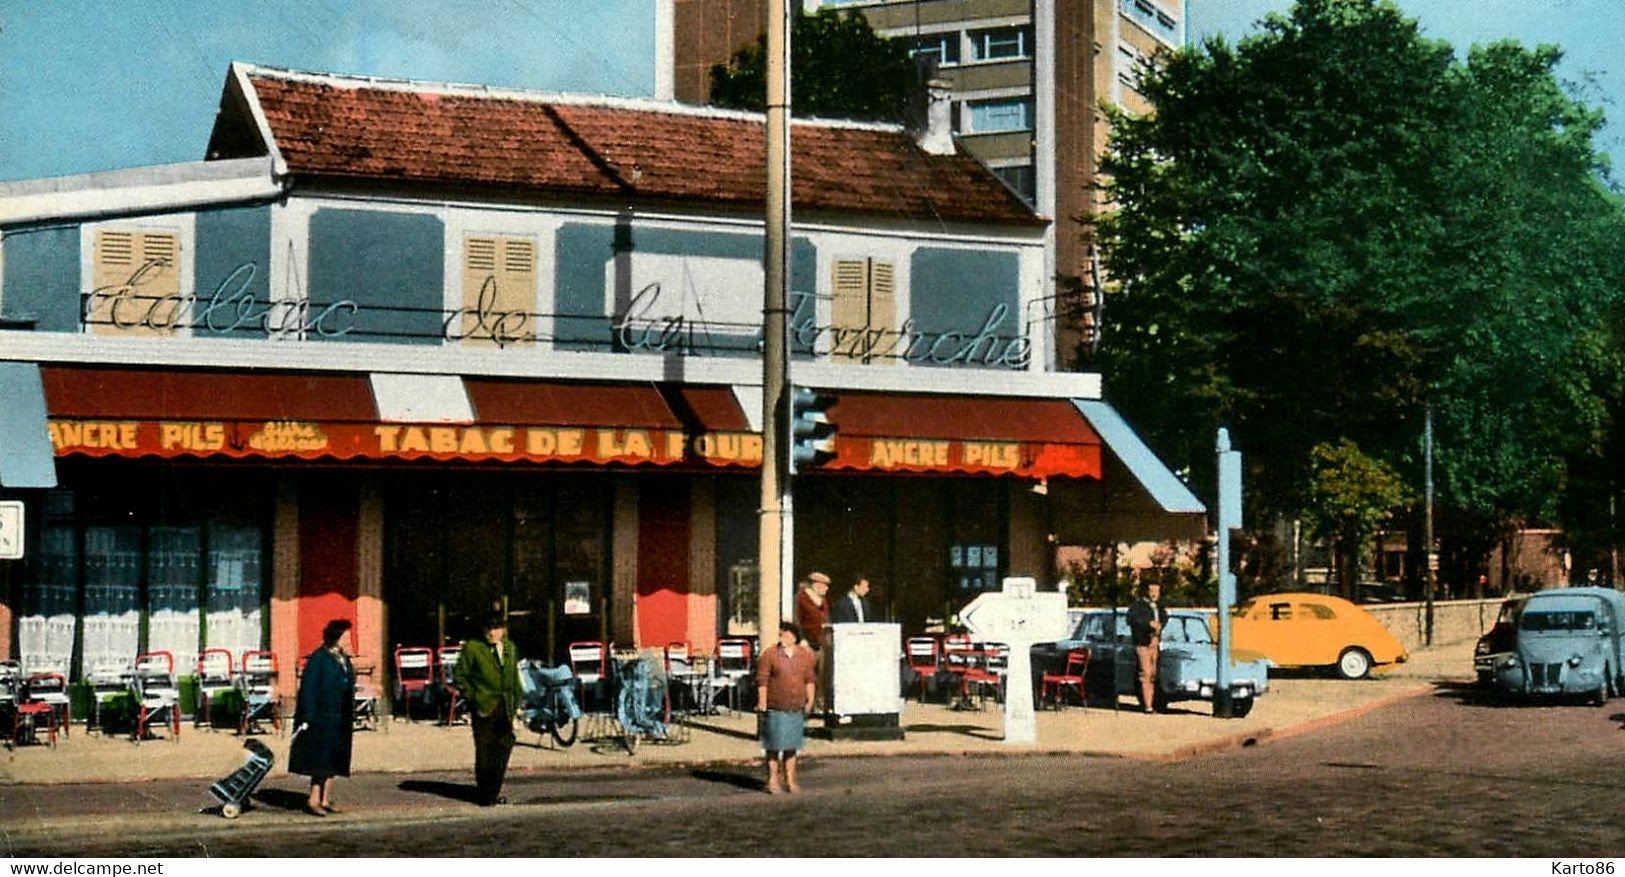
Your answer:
[959,576,1070,744]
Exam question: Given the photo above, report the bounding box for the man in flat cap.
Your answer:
[793,571,832,713]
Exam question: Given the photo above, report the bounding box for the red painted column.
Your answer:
[635,478,691,649]
[296,483,360,660]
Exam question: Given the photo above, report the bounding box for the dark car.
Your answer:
[1032,608,1270,715]
[1474,596,1527,685]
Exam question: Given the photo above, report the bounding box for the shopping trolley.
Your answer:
[206,726,301,819]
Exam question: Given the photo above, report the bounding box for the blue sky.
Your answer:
[0,1,1619,182]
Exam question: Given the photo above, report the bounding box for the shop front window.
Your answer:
[206,525,264,659]
[951,543,1000,593]
[81,526,143,675]
[17,495,77,674]
[15,475,269,680]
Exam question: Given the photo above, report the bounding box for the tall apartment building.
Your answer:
[663,0,1187,370]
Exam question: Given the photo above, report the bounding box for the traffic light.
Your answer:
[790,387,837,473]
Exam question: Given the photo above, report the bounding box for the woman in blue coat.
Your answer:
[288,619,356,816]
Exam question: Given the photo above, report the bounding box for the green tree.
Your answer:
[1095,0,1625,583]
[708,7,916,121]
[1303,439,1415,597]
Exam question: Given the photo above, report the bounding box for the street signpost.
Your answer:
[958,576,1070,744]
[1215,429,1242,717]
[0,500,22,560]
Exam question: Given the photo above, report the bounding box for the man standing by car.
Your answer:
[1128,581,1168,713]
[453,613,523,806]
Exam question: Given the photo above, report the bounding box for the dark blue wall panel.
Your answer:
[908,248,1023,367]
[307,208,443,344]
[192,206,272,339]
[1,225,81,332]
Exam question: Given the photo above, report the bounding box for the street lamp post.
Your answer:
[758,0,793,640]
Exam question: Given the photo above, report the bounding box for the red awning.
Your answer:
[822,392,1102,479]
[40,367,758,469]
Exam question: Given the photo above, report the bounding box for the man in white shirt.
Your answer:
[829,576,876,625]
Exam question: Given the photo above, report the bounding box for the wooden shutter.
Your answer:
[830,258,896,364]
[89,230,180,336]
[460,235,536,346]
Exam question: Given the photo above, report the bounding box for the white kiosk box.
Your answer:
[824,622,905,740]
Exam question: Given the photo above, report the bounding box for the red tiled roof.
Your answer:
[240,71,1041,226]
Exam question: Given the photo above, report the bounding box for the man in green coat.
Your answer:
[452,613,523,806]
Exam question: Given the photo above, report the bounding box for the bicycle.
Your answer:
[518,660,581,747]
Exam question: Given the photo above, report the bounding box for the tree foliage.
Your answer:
[708,8,916,121]
[1095,0,1625,581]
[1303,439,1415,596]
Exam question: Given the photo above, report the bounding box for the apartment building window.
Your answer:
[970,26,1030,61]
[993,165,1036,204]
[830,257,896,364]
[963,98,1032,134]
[86,228,182,336]
[459,234,536,347]
[1122,0,1180,44]
[911,31,961,67]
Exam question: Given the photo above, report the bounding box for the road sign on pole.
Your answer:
[959,576,1070,744]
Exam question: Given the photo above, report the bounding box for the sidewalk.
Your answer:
[0,642,1474,847]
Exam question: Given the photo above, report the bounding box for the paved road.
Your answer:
[9,684,1625,857]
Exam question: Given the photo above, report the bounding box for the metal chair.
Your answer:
[195,648,236,728]
[352,657,382,732]
[24,672,71,737]
[131,651,182,742]
[714,638,754,711]
[1040,647,1090,709]
[437,643,467,726]
[86,660,130,733]
[905,636,940,702]
[238,650,282,735]
[393,646,435,721]
[567,641,608,712]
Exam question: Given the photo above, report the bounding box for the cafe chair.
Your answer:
[567,641,609,712]
[393,646,436,721]
[905,636,940,702]
[195,648,236,729]
[238,650,282,735]
[24,671,71,738]
[131,651,182,742]
[437,643,467,726]
[714,638,754,711]
[1040,647,1090,709]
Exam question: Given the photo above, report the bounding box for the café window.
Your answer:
[951,543,1000,593]
[458,234,537,347]
[86,228,182,337]
[16,481,267,679]
[830,258,897,364]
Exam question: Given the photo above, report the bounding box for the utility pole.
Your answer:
[1214,428,1241,718]
[1424,404,1435,646]
[758,0,792,642]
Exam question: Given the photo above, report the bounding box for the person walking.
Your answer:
[1127,581,1168,713]
[793,571,832,711]
[452,613,522,806]
[288,618,356,817]
[829,575,876,625]
[754,621,817,795]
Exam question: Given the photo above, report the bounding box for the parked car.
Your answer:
[1491,587,1625,704]
[1223,592,1408,680]
[1474,596,1528,686]
[1033,609,1270,716]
